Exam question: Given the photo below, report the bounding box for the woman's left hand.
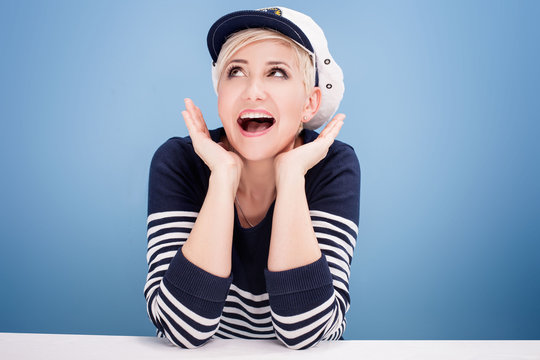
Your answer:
[274,113,345,182]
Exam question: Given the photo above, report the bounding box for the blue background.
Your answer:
[1,0,539,340]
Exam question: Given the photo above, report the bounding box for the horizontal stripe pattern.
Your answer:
[144,208,357,349]
[267,210,357,349]
[145,211,215,348]
[217,283,275,339]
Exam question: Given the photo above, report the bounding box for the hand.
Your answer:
[274,113,345,182]
[182,98,242,188]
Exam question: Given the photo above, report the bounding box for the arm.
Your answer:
[265,116,361,349]
[144,99,241,348]
[268,115,345,272]
[180,99,242,277]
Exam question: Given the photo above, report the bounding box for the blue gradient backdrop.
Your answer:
[1,0,539,339]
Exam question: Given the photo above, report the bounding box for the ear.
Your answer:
[302,87,322,124]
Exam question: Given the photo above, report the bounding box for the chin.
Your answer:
[223,122,297,162]
[236,145,277,162]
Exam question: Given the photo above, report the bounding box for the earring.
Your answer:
[303,116,307,120]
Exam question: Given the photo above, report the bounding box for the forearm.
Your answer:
[146,248,231,348]
[146,193,233,348]
[268,170,321,272]
[181,168,237,277]
[264,256,339,349]
[265,179,350,348]
[266,169,350,349]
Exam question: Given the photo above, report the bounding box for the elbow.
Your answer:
[273,313,345,350]
[165,336,210,349]
[160,328,213,349]
[150,312,216,349]
[276,334,323,350]
[147,293,220,349]
[273,327,326,350]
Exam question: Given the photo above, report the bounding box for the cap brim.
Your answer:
[207,10,314,63]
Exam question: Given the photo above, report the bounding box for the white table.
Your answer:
[1,332,539,360]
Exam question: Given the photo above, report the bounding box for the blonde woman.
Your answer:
[145,6,360,349]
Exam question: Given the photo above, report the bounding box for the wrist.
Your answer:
[275,167,305,190]
[209,167,240,197]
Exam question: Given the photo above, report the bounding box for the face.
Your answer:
[217,39,320,161]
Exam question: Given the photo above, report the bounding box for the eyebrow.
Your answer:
[228,59,292,69]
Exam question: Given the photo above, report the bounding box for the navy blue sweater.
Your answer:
[145,127,360,349]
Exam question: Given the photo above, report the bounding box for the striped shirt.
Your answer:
[144,128,360,349]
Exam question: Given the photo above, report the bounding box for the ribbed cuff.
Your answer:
[164,248,233,302]
[264,255,333,295]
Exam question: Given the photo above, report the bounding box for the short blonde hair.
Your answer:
[215,28,316,94]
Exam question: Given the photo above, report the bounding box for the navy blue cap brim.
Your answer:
[207,9,314,63]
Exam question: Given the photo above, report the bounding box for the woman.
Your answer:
[144,7,360,349]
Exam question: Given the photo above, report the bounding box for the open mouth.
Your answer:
[237,112,276,135]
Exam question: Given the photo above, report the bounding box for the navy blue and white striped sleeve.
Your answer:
[144,138,233,348]
[264,142,360,349]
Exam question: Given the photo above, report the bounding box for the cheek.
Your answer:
[217,91,233,120]
[280,93,308,122]
[217,83,240,111]
[277,82,308,108]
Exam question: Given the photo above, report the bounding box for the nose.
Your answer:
[242,77,266,101]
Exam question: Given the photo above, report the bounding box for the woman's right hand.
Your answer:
[182,98,242,190]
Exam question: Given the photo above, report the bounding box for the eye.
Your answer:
[269,67,288,79]
[227,66,245,78]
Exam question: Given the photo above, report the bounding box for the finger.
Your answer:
[182,110,199,139]
[326,116,344,140]
[318,118,344,150]
[181,109,192,129]
[329,119,344,140]
[184,98,198,123]
[327,114,345,136]
[184,98,199,125]
[333,113,346,123]
[317,120,334,139]
[194,104,205,123]
[323,118,339,137]
[187,99,203,123]
[319,113,344,139]
[185,98,209,135]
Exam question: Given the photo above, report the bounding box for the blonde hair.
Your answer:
[215,28,316,94]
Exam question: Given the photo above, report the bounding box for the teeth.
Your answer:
[240,112,273,119]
